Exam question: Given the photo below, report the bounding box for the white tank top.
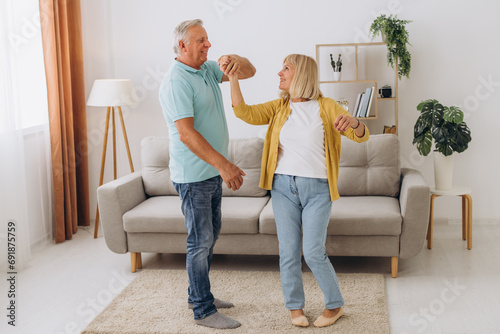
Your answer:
[274,100,327,178]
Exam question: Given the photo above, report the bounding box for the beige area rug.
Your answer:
[82,269,389,334]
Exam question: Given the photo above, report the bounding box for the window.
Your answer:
[0,0,48,131]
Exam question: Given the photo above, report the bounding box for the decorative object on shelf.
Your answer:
[412,99,472,190]
[383,125,397,134]
[379,85,392,98]
[330,53,342,81]
[369,14,412,79]
[87,79,136,238]
[337,98,349,112]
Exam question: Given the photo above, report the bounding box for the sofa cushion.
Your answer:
[141,137,178,196]
[123,196,270,235]
[338,134,400,197]
[328,196,402,235]
[141,136,267,197]
[222,137,268,197]
[219,196,270,233]
[259,197,401,236]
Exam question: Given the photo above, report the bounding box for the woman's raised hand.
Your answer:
[218,55,240,76]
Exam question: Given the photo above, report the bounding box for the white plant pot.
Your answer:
[380,31,387,42]
[333,72,341,81]
[433,151,454,190]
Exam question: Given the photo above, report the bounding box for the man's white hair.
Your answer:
[173,19,204,55]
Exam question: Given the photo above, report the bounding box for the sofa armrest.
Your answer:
[398,168,430,258]
[97,171,147,254]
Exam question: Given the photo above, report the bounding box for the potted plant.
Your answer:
[330,53,342,81]
[413,99,472,189]
[369,14,412,79]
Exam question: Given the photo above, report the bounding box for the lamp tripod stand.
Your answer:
[94,105,134,238]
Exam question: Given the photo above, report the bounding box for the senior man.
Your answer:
[159,19,256,329]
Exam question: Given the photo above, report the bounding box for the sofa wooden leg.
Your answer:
[391,257,398,278]
[137,252,142,269]
[131,253,137,273]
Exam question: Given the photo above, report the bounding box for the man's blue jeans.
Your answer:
[271,174,344,310]
[173,176,222,320]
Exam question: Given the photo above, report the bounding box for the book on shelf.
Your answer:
[352,93,362,116]
[354,93,364,117]
[358,87,374,118]
[364,86,375,117]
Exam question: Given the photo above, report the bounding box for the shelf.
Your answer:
[316,42,387,47]
[319,80,377,84]
[316,42,399,135]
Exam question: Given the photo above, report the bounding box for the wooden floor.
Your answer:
[2,219,500,334]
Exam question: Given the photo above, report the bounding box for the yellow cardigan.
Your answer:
[233,96,370,201]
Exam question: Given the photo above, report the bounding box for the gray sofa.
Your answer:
[97,134,430,278]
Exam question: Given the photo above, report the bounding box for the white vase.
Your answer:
[333,72,341,81]
[381,31,387,42]
[433,151,454,190]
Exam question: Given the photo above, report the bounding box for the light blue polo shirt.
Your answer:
[159,59,228,183]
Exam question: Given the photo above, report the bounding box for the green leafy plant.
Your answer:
[330,53,342,72]
[413,99,472,156]
[369,14,412,79]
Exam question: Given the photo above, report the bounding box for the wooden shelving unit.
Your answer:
[315,42,399,134]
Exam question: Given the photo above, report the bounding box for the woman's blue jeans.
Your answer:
[173,176,222,320]
[271,174,344,310]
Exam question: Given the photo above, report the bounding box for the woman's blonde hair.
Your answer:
[279,54,323,100]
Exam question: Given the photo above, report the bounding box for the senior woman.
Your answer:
[220,54,369,327]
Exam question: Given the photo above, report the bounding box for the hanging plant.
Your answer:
[369,14,412,80]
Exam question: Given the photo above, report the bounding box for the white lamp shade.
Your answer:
[87,79,135,107]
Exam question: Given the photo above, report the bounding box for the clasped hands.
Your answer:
[218,55,240,78]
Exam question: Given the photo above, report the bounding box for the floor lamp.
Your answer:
[87,79,135,238]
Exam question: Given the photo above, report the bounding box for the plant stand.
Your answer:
[427,186,473,250]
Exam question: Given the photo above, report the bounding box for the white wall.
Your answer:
[81,0,500,222]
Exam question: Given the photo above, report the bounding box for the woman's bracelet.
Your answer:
[352,118,361,129]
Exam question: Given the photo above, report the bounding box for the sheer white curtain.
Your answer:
[0,0,52,270]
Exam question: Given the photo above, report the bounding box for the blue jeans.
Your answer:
[173,176,222,320]
[271,174,344,310]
